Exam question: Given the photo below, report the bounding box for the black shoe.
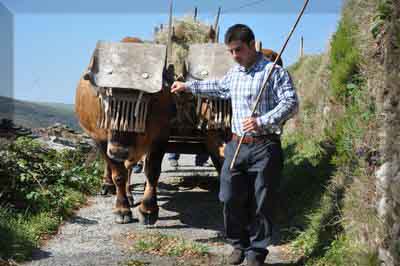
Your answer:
[195,160,206,167]
[228,249,245,265]
[246,250,268,266]
[132,163,143,173]
[246,258,263,266]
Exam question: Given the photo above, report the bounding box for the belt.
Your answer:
[231,133,280,144]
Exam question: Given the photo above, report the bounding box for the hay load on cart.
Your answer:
[154,16,235,152]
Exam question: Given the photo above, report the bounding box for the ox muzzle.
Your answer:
[106,131,134,162]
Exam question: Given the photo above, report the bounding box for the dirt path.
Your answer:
[22,155,299,266]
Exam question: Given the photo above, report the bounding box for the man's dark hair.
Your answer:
[224,24,255,45]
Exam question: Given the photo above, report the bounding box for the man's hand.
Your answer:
[242,117,261,133]
[171,81,187,94]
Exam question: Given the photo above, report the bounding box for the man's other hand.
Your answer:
[171,81,187,94]
[242,117,261,133]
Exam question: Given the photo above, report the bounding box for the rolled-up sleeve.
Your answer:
[256,68,299,129]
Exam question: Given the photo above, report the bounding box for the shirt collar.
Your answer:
[238,52,265,73]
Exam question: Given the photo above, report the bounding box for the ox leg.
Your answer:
[107,160,134,224]
[100,162,116,196]
[137,148,164,225]
[206,132,225,175]
[126,168,134,207]
[210,152,223,174]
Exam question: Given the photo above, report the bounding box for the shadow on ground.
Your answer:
[133,175,224,232]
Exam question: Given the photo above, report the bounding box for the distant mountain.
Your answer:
[0,96,80,131]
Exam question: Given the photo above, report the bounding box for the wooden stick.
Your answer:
[230,0,310,170]
[166,0,173,66]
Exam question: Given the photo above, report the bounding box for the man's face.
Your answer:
[227,40,256,68]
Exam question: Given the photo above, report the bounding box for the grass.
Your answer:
[0,208,60,261]
[118,260,150,266]
[129,232,209,258]
[329,12,360,103]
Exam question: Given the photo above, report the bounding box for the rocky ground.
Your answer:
[21,155,300,266]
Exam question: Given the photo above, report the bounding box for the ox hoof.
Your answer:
[137,208,159,225]
[114,211,134,224]
[100,183,116,196]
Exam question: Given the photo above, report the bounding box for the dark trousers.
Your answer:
[219,138,283,258]
[168,153,209,163]
[168,153,180,160]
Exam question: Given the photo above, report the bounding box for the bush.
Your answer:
[0,137,102,261]
[0,137,101,215]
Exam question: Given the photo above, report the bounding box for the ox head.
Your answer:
[91,37,168,162]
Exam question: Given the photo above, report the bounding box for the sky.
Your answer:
[0,0,343,104]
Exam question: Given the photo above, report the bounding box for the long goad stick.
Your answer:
[230,0,310,170]
[165,0,173,67]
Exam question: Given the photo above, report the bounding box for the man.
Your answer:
[171,24,298,266]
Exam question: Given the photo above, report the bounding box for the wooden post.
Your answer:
[212,7,221,43]
[194,7,198,21]
[300,36,304,58]
[213,7,221,34]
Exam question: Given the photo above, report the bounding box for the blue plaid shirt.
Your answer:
[186,52,299,136]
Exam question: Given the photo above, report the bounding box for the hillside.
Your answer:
[0,96,80,131]
[282,0,399,265]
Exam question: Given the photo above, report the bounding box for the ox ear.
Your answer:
[181,61,187,81]
[208,25,216,43]
[163,63,175,87]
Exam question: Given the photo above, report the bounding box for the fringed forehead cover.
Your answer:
[187,43,236,131]
[97,88,150,133]
[84,41,166,133]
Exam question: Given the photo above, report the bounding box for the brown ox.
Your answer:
[75,37,175,224]
[262,48,283,67]
[75,37,223,225]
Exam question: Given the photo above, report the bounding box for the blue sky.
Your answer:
[1,0,343,104]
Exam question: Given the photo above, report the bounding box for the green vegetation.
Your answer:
[371,0,393,39]
[329,14,360,102]
[0,137,102,261]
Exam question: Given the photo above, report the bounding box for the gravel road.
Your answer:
[22,155,298,266]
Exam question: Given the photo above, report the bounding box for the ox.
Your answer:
[75,37,223,224]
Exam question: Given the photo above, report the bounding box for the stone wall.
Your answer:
[377,1,400,265]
